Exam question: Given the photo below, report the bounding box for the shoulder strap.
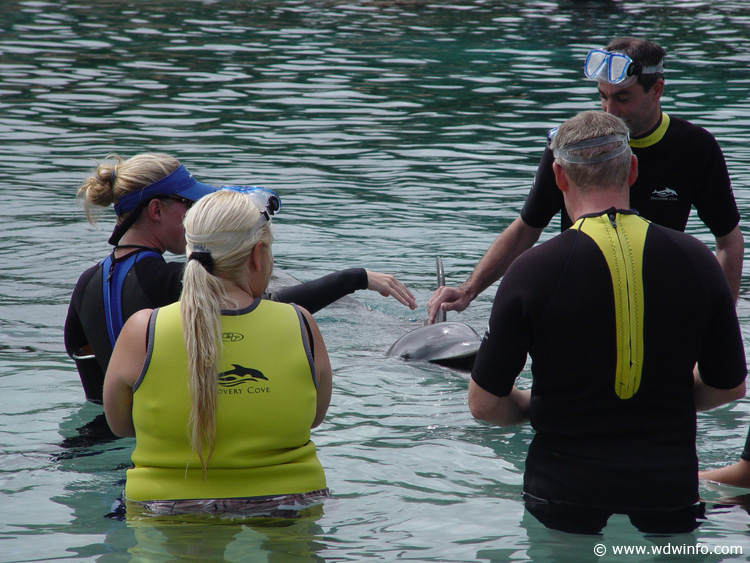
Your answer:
[100,249,163,347]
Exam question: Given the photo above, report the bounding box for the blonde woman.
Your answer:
[66,152,415,405]
[104,188,332,514]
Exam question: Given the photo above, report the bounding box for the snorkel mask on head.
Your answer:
[186,186,282,255]
[550,129,631,165]
[220,186,281,226]
[583,49,663,86]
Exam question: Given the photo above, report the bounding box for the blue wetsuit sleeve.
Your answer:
[271,268,368,314]
[64,266,96,358]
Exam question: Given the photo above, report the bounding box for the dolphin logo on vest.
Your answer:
[218,364,269,387]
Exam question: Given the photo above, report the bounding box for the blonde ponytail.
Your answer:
[180,190,273,476]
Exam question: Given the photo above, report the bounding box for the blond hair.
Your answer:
[180,190,274,475]
[77,153,180,224]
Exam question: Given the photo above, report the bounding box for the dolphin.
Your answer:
[386,257,481,371]
[218,364,269,386]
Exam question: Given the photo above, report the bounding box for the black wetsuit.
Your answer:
[521,113,740,236]
[64,247,368,403]
[472,210,746,533]
[521,111,748,486]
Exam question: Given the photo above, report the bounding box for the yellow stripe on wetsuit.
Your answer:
[628,112,670,149]
[573,212,649,399]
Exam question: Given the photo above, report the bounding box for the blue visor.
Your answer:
[113,165,217,216]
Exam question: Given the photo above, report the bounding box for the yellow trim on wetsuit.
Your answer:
[572,212,650,399]
[628,112,670,149]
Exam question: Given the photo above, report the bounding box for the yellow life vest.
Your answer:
[125,299,326,501]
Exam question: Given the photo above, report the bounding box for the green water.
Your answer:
[2,0,750,561]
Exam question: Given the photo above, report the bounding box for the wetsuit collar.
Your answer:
[579,207,639,219]
[113,244,163,258]
[629,112,670,149]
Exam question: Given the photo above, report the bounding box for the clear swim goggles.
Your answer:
[551,131,631,164]
[220,186,281,225]
[187,187,282,254]
[583,49,663,85]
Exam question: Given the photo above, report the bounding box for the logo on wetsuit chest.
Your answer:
[650,187,678,201]
[222,332,244,342]
[218,364,271,395]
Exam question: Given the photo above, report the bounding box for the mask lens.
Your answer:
[584,49,634,84]
[584,50,607,79]
[608,54,631,83]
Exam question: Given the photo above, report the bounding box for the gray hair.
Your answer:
[550,111,632,193]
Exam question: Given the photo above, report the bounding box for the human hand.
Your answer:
[365,271,417,310]
[426,285,471,324]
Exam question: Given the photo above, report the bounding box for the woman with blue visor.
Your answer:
[65,152,416,409]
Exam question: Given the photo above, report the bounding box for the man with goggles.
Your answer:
[583,48,664,87]
[66,154,416,413]
[427,36,742,324]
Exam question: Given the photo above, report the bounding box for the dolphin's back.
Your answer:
[386,257,481,371]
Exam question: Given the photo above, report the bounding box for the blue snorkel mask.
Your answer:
[584,49,663,86]
[220,186,281,227]
[186,187,282,256]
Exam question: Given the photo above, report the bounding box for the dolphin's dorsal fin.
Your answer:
[436,256,446,323]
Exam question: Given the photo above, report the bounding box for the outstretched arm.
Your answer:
[273,268,416,313]
[364,270,417,309]
[427,217,542,323]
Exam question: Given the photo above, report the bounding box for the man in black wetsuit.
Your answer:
[427,36,743,322]
[469,110,746,534]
